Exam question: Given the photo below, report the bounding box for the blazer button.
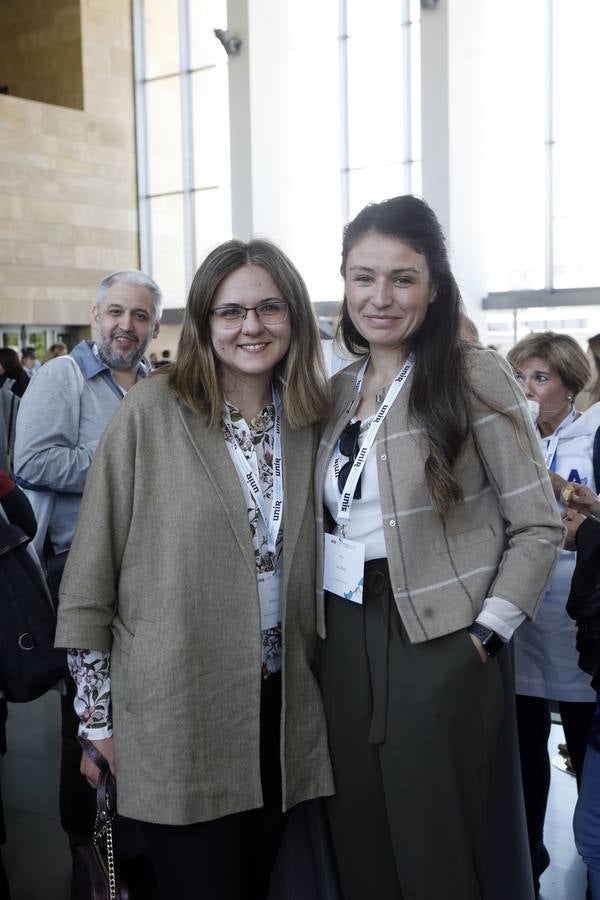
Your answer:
[389,519,396,527]
[380,454,387,460]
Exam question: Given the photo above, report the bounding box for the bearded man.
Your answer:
[13,270,161,895]
[14,270,161,556]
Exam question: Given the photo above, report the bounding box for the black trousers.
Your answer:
[319,560,505,900]
[59,681,97,848]
[516,694,595,879]
[0,699,9,900]
[138,673,286,900]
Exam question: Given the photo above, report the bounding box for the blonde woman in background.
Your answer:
[44,343,68,363]
[508,331,600,896]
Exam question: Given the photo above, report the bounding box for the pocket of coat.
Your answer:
[434,524,496,555]
[124,620,154,715]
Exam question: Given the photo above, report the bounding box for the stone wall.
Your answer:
[0,0,84,110]
[0,0,139,327]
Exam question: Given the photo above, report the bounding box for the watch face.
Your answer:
[469,623,503,657]
[481,631,503,658]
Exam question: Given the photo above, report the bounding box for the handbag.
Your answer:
[75,738,129,900]
[0,511,68,702]
[0,378,18,476]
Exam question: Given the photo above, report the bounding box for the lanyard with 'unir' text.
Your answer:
[334,354,415,525]
[540,408,578,471]
[223,390,283,558]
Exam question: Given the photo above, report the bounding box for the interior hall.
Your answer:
[1,2,599,899]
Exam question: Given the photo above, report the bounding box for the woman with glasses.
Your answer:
[314,195,564,900]
[507,332,599,895]
[55,239,333,899]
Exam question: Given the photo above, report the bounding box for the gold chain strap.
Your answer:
[94,805,118,900]
[105,819,117,900]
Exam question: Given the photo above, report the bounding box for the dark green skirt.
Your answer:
[318,559,533,900]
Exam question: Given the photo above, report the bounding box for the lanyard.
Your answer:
[223,391,283,557]
[333,354,415,524]
[540,408,578,471]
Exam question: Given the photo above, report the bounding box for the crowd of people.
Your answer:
[1,195,600,900]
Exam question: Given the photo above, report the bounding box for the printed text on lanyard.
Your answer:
[223,391,284,559]
[334,354,415,526]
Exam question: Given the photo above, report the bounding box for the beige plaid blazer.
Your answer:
[315,347,564,643]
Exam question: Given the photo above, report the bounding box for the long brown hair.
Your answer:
[168,239,330,429]
[337,195,477,520]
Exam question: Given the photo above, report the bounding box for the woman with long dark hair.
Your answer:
[55,239,333,899]
[0,348,30,398]
[314,195,564,899]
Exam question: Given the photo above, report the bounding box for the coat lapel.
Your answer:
[177,403,257,580]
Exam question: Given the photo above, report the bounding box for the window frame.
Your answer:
[484,0,600,312]
[132,0,230,302]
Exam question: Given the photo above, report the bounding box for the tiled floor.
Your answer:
[0,697,592,899]
[539,724,588,899]
[2,692,71,900]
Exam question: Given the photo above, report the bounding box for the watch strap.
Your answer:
[468,622,504,657]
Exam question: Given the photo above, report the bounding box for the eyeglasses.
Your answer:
[337,420,362,499]
[210,299,289,328]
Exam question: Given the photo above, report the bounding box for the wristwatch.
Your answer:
[468,622,504,658]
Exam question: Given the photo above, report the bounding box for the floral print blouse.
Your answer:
[68,401,283,739]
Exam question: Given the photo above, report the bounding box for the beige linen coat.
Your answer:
[55,374,333,825]
[315,347,565,640]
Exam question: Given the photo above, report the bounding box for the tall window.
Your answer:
[132,0,421,308]
[552,0,600,290]
[133,0,231,308]
[482,0,600,295]
[340,0,422,221]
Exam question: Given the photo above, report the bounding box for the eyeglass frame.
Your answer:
[209,299,290,328]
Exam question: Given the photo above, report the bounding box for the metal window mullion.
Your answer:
[133,0,152,275]
[338,0,350,225]
[179,0,196,290]
[544,0,554,291]
[401,0,412,192]
[143,62,217,84]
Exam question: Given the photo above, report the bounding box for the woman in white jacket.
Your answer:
[508,331,599,896]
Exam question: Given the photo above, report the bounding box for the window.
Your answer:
[482,0,600,296]
[484,308,600,356]
[133,0,231,309]
[482,0,600,347]
[552,0,600,289]
[133,0,420,309]
[341,0,421,221]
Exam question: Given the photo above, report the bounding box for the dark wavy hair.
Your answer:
[168,239,330,429]
[337,195,473,519]
[0,347,30,397]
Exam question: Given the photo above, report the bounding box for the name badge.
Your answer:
[258,570,283,630]
[323,534,365,604]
